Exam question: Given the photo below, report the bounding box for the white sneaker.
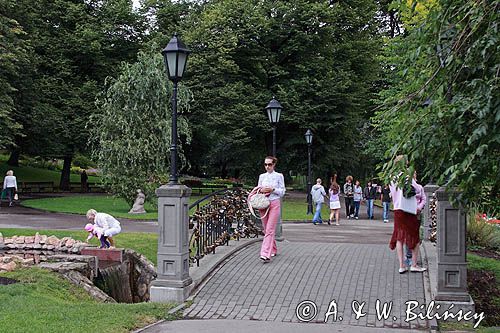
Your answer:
[410,266,427,272]
[398,267,407,274]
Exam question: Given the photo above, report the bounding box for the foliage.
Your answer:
[72,153,96,169]
[0,267,174,332]
[467,212,500,251]
[145,0,384,182]
[91,48,192,204]
[372,0,499,211]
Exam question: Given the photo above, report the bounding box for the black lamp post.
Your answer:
[265,97,283,156]
[305,129,313,215]
[162,33,190,185]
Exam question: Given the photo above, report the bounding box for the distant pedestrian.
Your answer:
[256,156,285,263]
[86,209,121,248]
[389,166,427,274]
[329,174,341,226]
[353,180,363,220]
[311,178,327,225]
[343,176,354,218]
[363,181,377,219]
[81,170,88,192]
[3,170,18,207]
[381,184,391,223]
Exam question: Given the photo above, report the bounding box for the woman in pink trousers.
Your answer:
[258,156,286,262]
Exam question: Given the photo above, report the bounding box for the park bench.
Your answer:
[18,181,55,193]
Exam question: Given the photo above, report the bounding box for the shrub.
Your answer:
[467,212,500,251]
[72,154,96,169]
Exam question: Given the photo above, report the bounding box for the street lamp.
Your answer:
[305,129,313,215]
[162,33,190,185]
[265,97,283,156]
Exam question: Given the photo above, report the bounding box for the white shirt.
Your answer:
[3,175,17,190]
[94,213,121,230]
[258,171,285,201]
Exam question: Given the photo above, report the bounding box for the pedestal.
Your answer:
[150,184,193,302]
[435,187,471,303]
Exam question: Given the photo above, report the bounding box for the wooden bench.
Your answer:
[19,181,55,193]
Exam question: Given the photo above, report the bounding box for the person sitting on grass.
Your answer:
[84,223,110,248]
[86,209,121,248]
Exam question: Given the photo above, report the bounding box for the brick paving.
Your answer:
[184,239,428,330]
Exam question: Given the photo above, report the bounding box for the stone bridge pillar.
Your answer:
[435,187,473,306]
[150,184,192,302]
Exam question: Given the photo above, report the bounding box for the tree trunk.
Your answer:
[220,163,228,179]
[7,150,20,166]
[59,155,72,191]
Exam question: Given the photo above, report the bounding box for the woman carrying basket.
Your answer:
[256,156,285,263]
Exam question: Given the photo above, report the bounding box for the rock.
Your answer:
[15,236,25,244]
[0,261,17,272]
[46,245,55,250]
[1,256,12,264]
[65,239,75,248]
[21,258,34,266]
[7,244,16,249]
[39,235,48,244]
[33,244,42,249]
[4,237,13,244]
[24,243,34,249]
[46,236,59,246]
[58,237,70,248]
[24,236,35,244]
[0,232,3,244]
[34,232,41,244]
[41,244,48,250]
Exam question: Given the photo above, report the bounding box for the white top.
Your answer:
[258,171,286,201]
[3,175,17,190]
[94,212,121,230]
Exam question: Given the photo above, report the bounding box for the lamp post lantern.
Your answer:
[305,129,313,215]
[265,97,283,157]
[161,33,190,184]
[151,33,192,303]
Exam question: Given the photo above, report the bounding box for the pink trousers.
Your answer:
[259,199,280,258]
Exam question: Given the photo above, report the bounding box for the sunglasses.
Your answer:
[264,163,274,166]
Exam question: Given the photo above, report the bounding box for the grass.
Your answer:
[0,228,158,265]
[468,253,500,279]
[21,194,322,221]
[0,267,175,333]
[0,161,100,185]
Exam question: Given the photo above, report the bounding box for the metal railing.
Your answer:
[428,192,437,242]
[188,187,262,266]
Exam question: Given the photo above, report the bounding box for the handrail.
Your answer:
[189,187,235,211]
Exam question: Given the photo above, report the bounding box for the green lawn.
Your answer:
[0,161,100,185]
[21,194,325,221]
[0,228,158,265]
[0,267,175,333]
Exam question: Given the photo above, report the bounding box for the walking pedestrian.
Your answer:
[343,176,354,218]
[353,180,363,220]
[257,156,285,262]
[363,181,377,219]
[329,174,341,226]
[381,184,391,223]
[3,170,18,207]
[311,178,327,225]
[389,167,427,273]
[86,209,121,248]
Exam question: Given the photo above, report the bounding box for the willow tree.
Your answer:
[91,48,192,204]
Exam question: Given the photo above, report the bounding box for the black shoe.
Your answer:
[327,220,331,225]
[260,256,270,263]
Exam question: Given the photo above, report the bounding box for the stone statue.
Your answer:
[129,189,146,214]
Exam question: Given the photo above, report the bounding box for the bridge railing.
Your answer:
[188,187,262,267]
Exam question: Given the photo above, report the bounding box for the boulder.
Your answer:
[24,236,35,244]
[46,236,59,246]
[0,261,17,272]
[15,236,25,244]
[39,235,48,244]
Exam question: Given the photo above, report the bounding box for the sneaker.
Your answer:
[350,214,354,218]
[410,266,427,272]
[384,219,388,223]
[335,223,340,226]
[398,267,407,274]
[327,220,331,225]
[347,216,350,219]
[355,216,358,220]
[271,254,276,257]
[260,256,270,263]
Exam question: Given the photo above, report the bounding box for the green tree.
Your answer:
[157,0,383,182]
[373,0,499,211]
[91,49,192,204]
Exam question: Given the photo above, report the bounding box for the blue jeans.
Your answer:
[354,200,360,217]
[313,202,323,223]
[366,199,374,219]
[383,202,390,220]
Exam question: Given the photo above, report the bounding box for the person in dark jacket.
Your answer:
[363,181,377,219]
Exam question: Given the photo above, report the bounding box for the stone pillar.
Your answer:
[435,187,471,302]
[423,184,439,240]
[150,184,192,302]
[275,199,284,241]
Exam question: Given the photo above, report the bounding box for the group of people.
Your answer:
[311,175,393,224]
[255,155,427,274]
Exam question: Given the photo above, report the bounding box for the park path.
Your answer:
[147,217,430,332]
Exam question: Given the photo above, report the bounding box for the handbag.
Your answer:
[400,195,417,215]
[247,187,270,219]
[14,193,19,201]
